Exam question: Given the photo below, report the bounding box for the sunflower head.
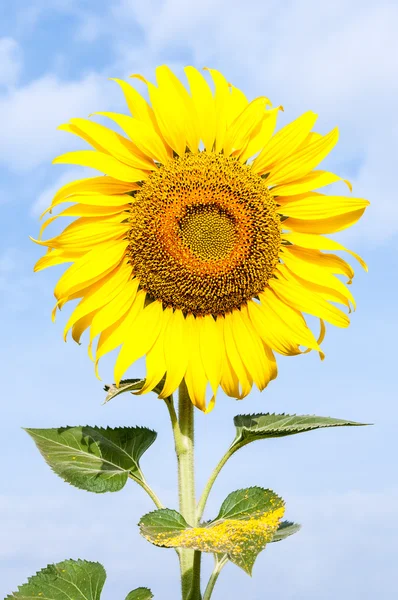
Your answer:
[33,65,369,412]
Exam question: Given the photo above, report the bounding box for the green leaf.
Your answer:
[25,425,157,493]
[125,588,153,600]
[139,509,189,543]
[271,520,301,543]
[214,487,277,521]
[5,559,106,599]
[139,487,285,575]
[234,413,368,444]
[103,376,166,403]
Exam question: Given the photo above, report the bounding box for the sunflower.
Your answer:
[33,66,369,412]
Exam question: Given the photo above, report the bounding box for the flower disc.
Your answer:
[128,152,281,315]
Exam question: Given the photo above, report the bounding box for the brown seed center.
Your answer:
[127,152,282,316]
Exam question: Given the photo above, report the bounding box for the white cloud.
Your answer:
[0,38,22,87]
[0,73,119,172]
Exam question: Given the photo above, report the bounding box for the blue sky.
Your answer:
[1,0,397,598]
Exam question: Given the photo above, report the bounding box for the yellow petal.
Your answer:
[223,312,253,398]
[252,111,318,175]
[70,310,97,344]
[184,66,216,151]
[279,192,368,221]
[34,249,83,272]
[284,244,355,282]
[39,204,129,240]
[247,299,301,356]
[50,194,135,214]
[133,67,193,156]
[54,239,128,301]
[114,298,164,386]
[140,308,172,395]
[154,65,200,154]
[129,73,175,142]
[273,170,352,196]
[239,106,282,163]
[282,232,368,270]
[284,208,368,234]
[93,112,172,164]
[270,266,350,328]
[55,203,128,219]
[281,246,356,310]
[203,68,230,153]
[109,78,158,127]
[227,84,248,126]
[63,118,156,171]
[95,290,146,368]
[159,309,190,398]
[89,277,141,349]
[262,341,278,382]
[63,260,132,340]
[216,316,240,398]
[53,151,148,182]
[223,97,269,156]
[93,317,124,379]
[258,289,323,356]
[184,313,208,411]
[266,128,339,186]
[231,308,273,391]
[199,315,223,396]
[42,176,137,217]
[36,215,130,250]
[278,264,352,310]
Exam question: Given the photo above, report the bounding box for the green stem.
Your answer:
[164,395,185,455]
[197,441,246,522]
[129,472,164,509]
[203,555,228,600]
[177,381,202,600]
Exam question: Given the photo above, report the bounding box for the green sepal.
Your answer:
[271,520,301,543]
[139,487,285,575]
[125,588,154,600]
[25,425,157,493]
[5,559,106,599]
[103,376,166,403]
[233,413,368,445]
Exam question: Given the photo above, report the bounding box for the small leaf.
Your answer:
[125,588,153,600]
[5,559,106,599]
[139,509,189,543]
[234,413,368,444]
[25,425,157,493]
[139,487,284,575]
[214,487,276,521]
[271,520,301,543]
[103,376,166,403]
[103,379,145,403]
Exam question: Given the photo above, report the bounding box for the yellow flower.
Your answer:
[33,66,369,412]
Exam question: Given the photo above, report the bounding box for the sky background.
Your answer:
[1,0,397,598]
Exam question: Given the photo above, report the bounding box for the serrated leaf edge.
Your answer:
[6,558,106,599]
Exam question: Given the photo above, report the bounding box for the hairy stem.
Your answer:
[197,441,246,522]
[203,555,228,600]
[175,383,202,600]
[128,472,164,509]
